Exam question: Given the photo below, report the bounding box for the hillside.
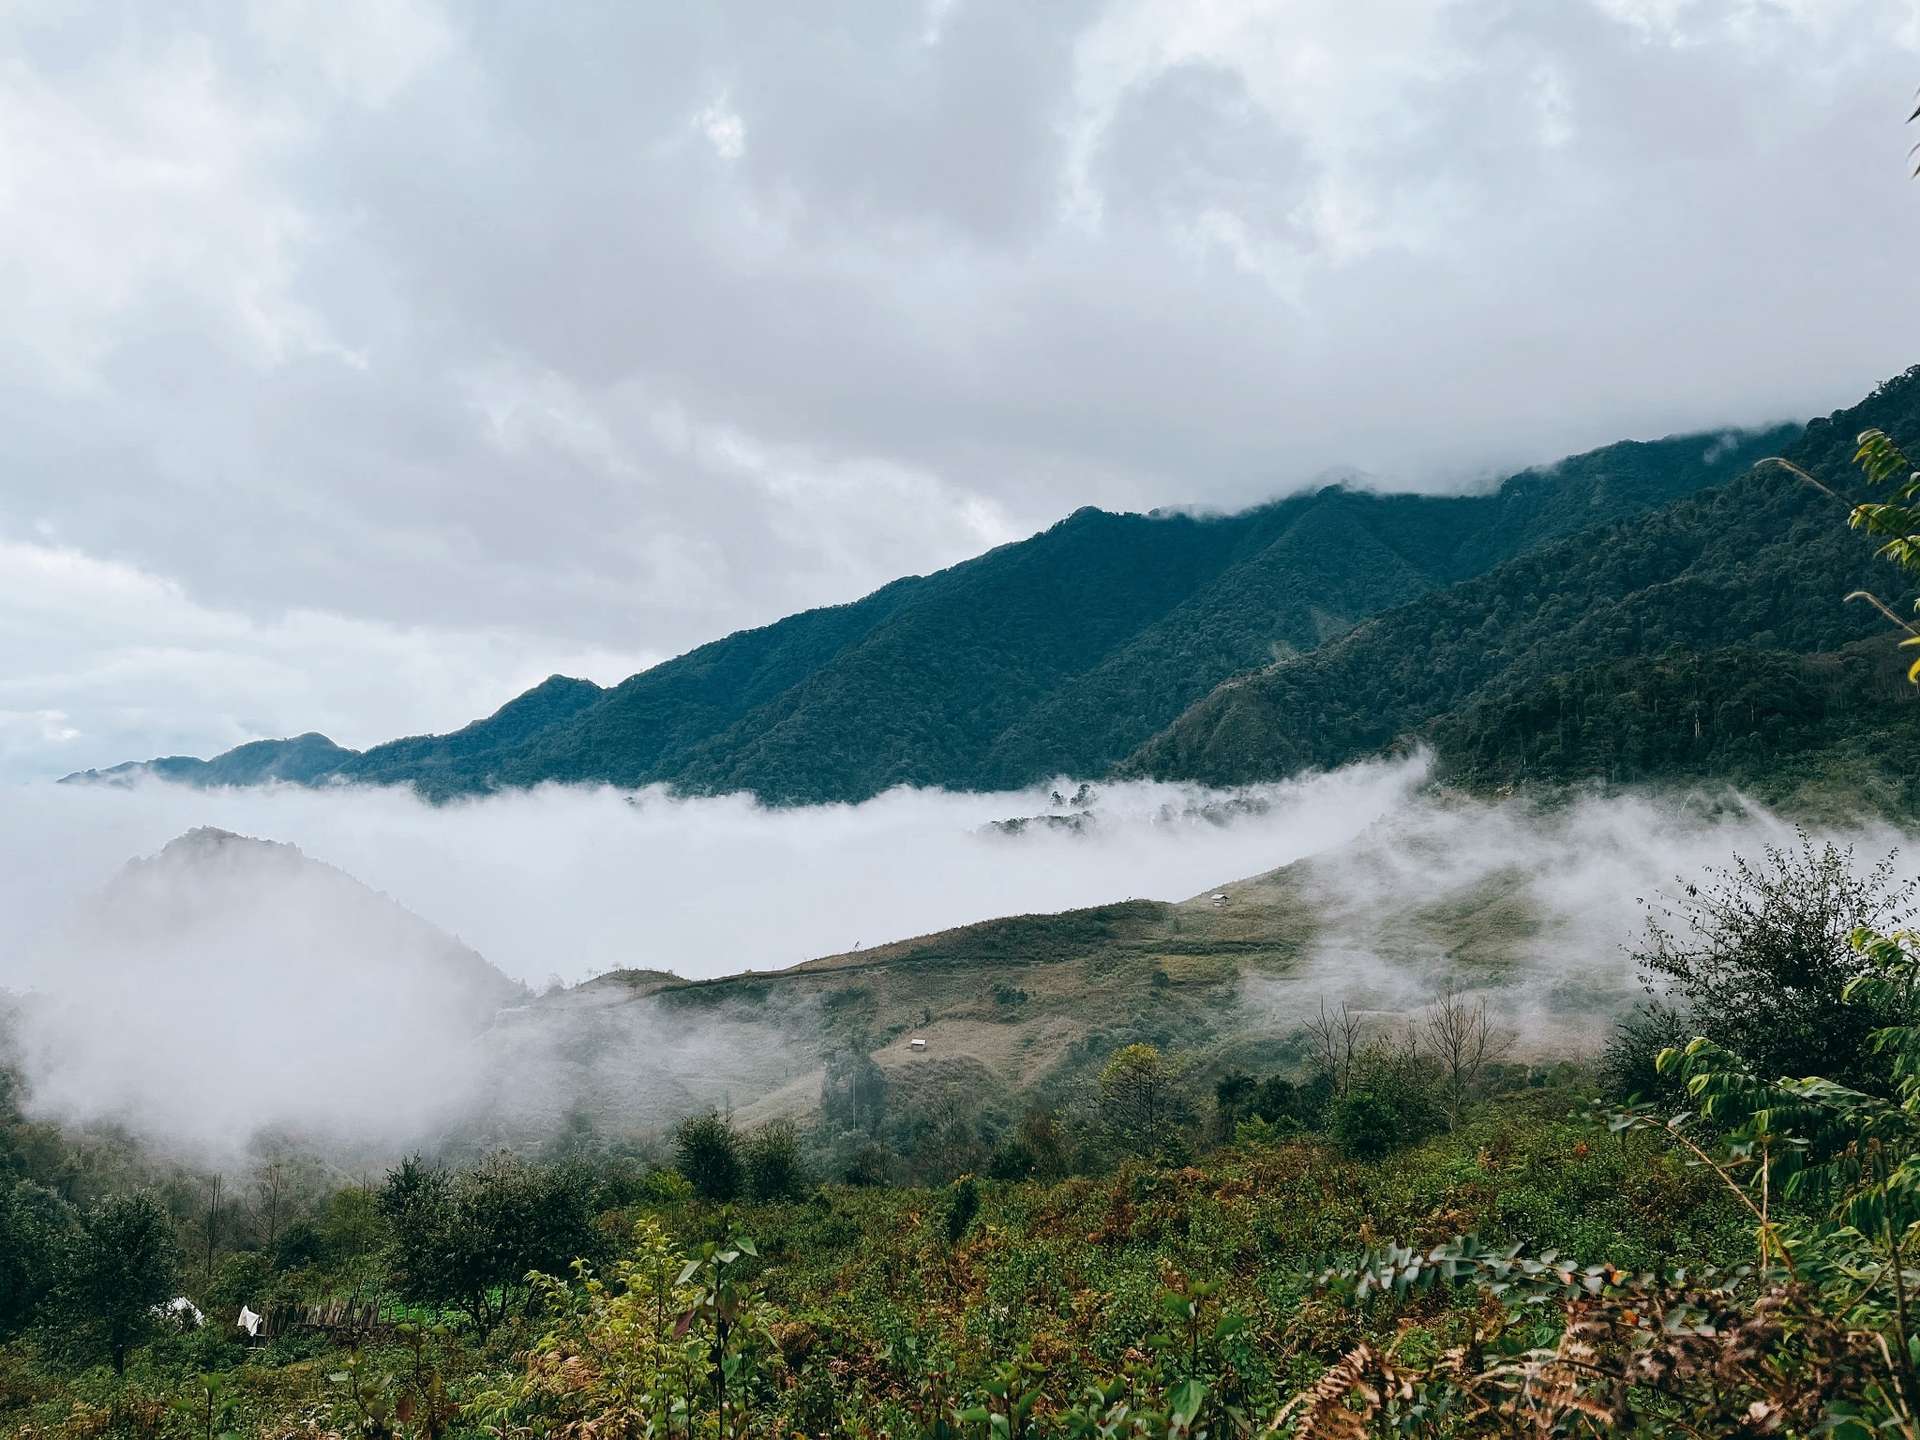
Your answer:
[1127,369,1920,796]
[65,426,1791,802]
[479,811,1589,1144]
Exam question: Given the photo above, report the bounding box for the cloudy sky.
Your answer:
[4,0,1919,782]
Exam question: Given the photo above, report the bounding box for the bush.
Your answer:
[1601,1002,1690,1101]
[207,1250,275,1321]
[1329,1090,1406,1159]
[1099,1044,1186,1159]
[674,1111,744,1202]
[635,1166,695,1206]
[319,1186,381,1265]
[1325,1050,1440,1159]
[944,1175,980,1246]
[840,1141,895,1188]
[0,1180,72,1339]
[1233,1114,1302,1147]
[272,1218,329,1272]
[1629,833,1917,1089]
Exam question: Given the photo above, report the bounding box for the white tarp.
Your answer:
[153,1296,204,1328]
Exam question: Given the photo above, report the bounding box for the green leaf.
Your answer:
[1168,1379,1207,1422]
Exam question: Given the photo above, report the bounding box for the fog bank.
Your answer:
[0,760,1426,987]
[3,759,1916,1156]
[1248,787,1915,1054]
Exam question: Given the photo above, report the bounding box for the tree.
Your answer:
[1623,832,1916,1090]
[253,1162,285,1250]
[51,1190,180,1373]
[1601,1000,1691,1101]
[821,1044,889,1135]
[675,1111,744,1202]
[1099,1044,1182,1159]
[943,1174,980,1246]
[1304,1000,1363,1095]
[988,1108,1069,1182]
[1212,1070,1256,1141]
[320,1183,381,1268]
[742,1120,807,1202]
[1422,984,1510,1128]
[379,1155,603,1336]
[0,1180,72,1338]
[1328,1090,1403,1160]
[1252,1072,1329,1128]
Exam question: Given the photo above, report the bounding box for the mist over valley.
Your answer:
[7,5,1920,1429]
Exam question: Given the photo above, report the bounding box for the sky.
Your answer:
[4,0,1920,782]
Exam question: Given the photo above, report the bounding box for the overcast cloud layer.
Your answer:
[4,0,1919,780]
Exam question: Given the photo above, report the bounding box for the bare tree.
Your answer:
[1423,984,1510,1129]
[203,1174,223,1283]
[254,1163,284,1250]
[1305,999,1364,1095]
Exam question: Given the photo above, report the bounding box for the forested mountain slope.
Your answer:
[1126,369,1920,797]
[65,732,358,789]
[66,426,1789,802]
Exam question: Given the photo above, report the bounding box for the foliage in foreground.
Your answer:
[1,1094,1761,1439]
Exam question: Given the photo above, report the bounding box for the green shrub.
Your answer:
[377,1154,605,1335]
[1330,1090,1406,1159]
[944,1175,980,1246]
[0,1180,72,1339]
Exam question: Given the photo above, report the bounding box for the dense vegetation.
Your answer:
[0,987,1750,1437]
[1429,641,1920,807]
[1127,370,1920,798]
[65,427,1789,803]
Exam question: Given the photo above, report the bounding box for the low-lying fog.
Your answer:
[0,759,1428,987]
[0,755,1913,1157]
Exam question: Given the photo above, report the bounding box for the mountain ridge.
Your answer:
[63,423,1796,802]
[1122,367,1920,798]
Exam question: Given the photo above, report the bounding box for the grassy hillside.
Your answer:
[67,426,1790,802]
[473,823,1591,1157]
[1127,369,1920,793]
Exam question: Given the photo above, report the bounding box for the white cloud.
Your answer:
[0,533,660,781]
[0,758,1431,990]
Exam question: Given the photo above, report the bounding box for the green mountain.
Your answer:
[1125,369,1920,802]
[64,425,1793,802]
[332,675,606,787]
[62,732,357,789]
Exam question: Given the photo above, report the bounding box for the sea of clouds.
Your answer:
[2,756,1915,1155]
